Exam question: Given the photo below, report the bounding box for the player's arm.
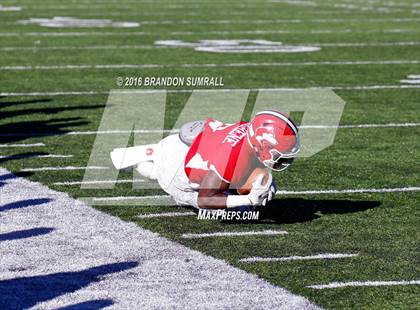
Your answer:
[197,171,273,209]
[197,171,230,209]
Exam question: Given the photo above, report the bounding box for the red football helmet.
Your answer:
[247,110,300,171]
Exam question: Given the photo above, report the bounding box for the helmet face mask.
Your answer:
[262,149,298,171]
[247,110,300,171]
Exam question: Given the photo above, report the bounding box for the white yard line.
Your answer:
[299,123,420,129]
[400,79,420,84]
[277,187,420,195]
[1,41,420,51]
[1,60,419,71]
[0,143,45,148]
[84,186,420,206]
[0,5,21,11]
[312,41,420,47]
[140,18,420,25]
[1,84,420,97]
[21,166,109,172]
[65,129,176,135]
[1,18,417,26]
[0,91,107,96]
[1,122,419,138]
[1,17,419,27]
[0,28,417,37]
[307,280,420,289]
[53,179,145,185]
[182,230,288,239]
[0,167,319,309]
[80,195,174,206]
[137,211,196,219]
[0,154,73,159]
[407,74,420,79]
[240,253,359,263]
[92,195,168,201]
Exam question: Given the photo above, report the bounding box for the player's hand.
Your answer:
[247,174,273,206]
[265,181,276,206]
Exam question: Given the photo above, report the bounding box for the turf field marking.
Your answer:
[1,41,420,51]
[91,195,169,201]
[400,79,420,84]
[0,5,21,11]
[142,18,420,24]
[4,122,418,138]
[0,143,45,148]
[1,60,419,71]
[300,123,420,129]
[239,253,359,262]
[65,129,175,135]
[268,0,316,6]
[3,18,420,26]
[0,154,73,159]
[20,166,109,172]
[18,17,139,28]
[181,230,288,239]
[307,280,420,289]
[53,179,145,185]
[313,41,420,47]
[401,74,420,84]
[277,187,420,195]
[1,85,420,97]
[137,211,196,219]
[0,168,318,309]
[0,28,418,36]
[85,187,420,206]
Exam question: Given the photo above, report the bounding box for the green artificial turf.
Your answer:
[0,0,419,308]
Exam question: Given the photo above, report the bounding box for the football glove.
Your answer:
[247,173,273,206]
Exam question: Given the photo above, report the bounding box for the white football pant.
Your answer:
[136,134,199,208]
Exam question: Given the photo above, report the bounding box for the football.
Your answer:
[237,167,270,195]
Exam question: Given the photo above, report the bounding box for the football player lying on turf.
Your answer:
[111,110,300,211]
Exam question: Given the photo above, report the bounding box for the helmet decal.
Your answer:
[255,129,278,146]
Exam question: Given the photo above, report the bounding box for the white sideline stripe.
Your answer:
[408,74,420,79]
[2,122,419,138]
[0,154,72,159]
[1,60,419,71]
[307,280,420,289]
[182,230,288,239]
[0,143,45,148]
[240,253,359,262]
[137,211,196,219]
[0,167,319,309]
[400,79,420,84]
[1,41,420,51]
[277,187,420,195]
[1,85,420,97]
[0,28,417,36]
[21,166,109,172]
[53,179,145,185]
